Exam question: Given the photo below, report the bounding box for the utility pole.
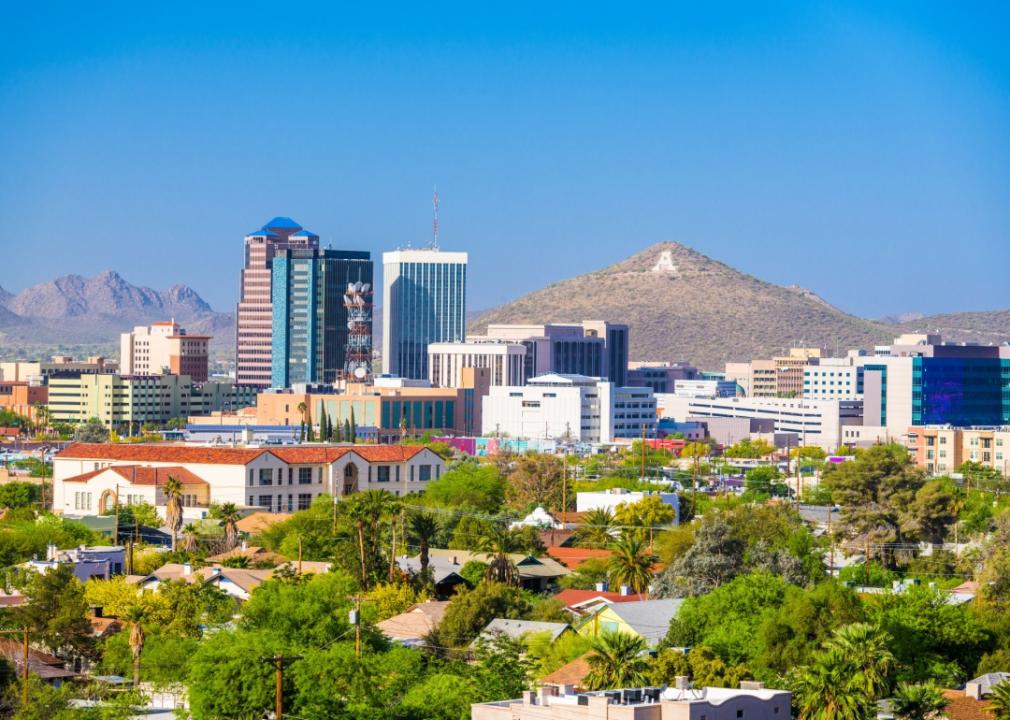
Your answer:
[350,597,362,658]
[826,506,834,576]
[262,654,300,719]
[297,537,303,575]
[21,627,28,708]
[640,424,646,481]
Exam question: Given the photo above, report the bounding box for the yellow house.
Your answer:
[577,598,683,647]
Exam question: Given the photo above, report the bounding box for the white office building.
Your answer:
[482,373,657,444]
[428,341,526,388]
[671,379,738,399]
[659,395,863,451]
[382,249,468,380]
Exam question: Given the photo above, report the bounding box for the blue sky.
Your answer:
[1,2,1007,318]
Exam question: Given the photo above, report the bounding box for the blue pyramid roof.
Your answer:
[247,228,280,238]
[290,230,319,238]
[264,216,302,231]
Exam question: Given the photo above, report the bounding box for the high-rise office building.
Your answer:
[382,249,468,380]
[271,248,373,388]
[235,218,319,387]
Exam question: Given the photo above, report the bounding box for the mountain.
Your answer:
[892,309,1010,345]
[0,272,233,353]
[469,242,896,370]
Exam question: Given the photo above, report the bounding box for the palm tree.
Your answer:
[825,623,895,700]
[583,630,648,691]
[125,606,145,688]
[297,401,307,442]
[607,534,655,595]
[216,502,242,550]
[789,648,871,720]
[182,523,199,553]
[891,681,949,720]
[408,512,439,579]
[163,475,184,552]
[343,490,393,588]
[991,681,1010,720]
[477,525,520,586]
[574,508,616,549]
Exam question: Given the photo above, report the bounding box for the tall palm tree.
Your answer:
[891,681,949,720]
[607,534,655,595]
[125,606,145,688]
[182,523,199,553]
[343,490,393,589]
[297,401,307,442]
[790,648,871,720]
[991,681,1010,720]
[583,630,648,691]
[825,623,895,700]
[163,475,184,552]
[408,512,439,579]
[477,525,520,586]
[216,502,242,550]
[574,508,617,549]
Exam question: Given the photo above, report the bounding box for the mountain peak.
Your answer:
[471,241,892,369]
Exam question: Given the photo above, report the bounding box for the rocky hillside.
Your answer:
[470,242,896,370]
[0,272,233,352]
[890,309,1010,345]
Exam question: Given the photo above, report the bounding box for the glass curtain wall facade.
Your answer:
[272,249,373,387]
[382,250,468,380]
[912,356,1008,426]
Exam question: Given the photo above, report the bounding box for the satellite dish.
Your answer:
[354,367,367,379]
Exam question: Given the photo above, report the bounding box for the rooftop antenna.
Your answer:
[431,186,440,250]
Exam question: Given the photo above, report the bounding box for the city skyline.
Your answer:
[2,3,1009,318]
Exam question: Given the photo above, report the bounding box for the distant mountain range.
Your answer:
[470,242,1010,370]
[4,247,1010,369]
[0,271,234,354]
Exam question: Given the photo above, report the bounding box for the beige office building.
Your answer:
[120,321,210,381]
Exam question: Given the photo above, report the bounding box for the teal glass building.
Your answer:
[271,248,373,387]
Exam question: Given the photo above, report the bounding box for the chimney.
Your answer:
[675,676,689,690]
[619,585,631,596]
[595,581,609,592]
[452,556,458,565]
[182,562,192,576]
[740,681,765,691]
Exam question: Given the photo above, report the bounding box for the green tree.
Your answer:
[825,623,895,699]
[788,648,873,720]
[614,495,676,548]
[408,511,439,580]
[505,454,564,511]
[583,631,649,691]
[424,461,505,512]
[74,418,109,443]
[17,565,94,659]
[607,534,655,594]
[239,571,358,647]
[558,556,609,590]
[125,605,146,687]
[163,475,184,552]
[891,681,949,720]
[991,681,1010,720]
[433,582,531,648]
[0,483,41,510]
[400,673,481,720]
[724,438,776,459]
[476,525,520,586]
[654,516,743,597]
[215,502,242,549]
[573,508,617,549]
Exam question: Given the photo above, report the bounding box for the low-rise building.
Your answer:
[626,362,699,394]
[576,489,679,523]
[19,545,125,582]
[47,373,256,429]
[428,341,526,388]
[377,601,451,646]
[54,442,447,515]
[472,682,791,720]
[0,381,48,421]
[907,426,1010,476]
[0,356,117,384]
[668,379,738,399]
[120,321,210,382]
[579,599,683,646]
[482,374,656,444]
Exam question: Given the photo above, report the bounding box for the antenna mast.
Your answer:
[432,186,440,250]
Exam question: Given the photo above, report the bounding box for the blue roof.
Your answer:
[290,230,319,238]
[263,216,302,230]
[247,228,280,238]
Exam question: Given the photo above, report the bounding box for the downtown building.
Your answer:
[270,248,373,388]
[120,321,209,382]
[382,248,468,380]
[235,218,320,388]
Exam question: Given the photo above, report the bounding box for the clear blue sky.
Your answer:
[1,2,1007,318]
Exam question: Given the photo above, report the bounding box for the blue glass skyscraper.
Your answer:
[382,249,468,380]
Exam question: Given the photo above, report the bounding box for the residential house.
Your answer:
[19,545,125,582]
[554,587,649,618]
[579,599,683,646]
[0,638,78,687]
[477,619,570,646]
[135,563,274,601]
[426,549,569,592]
[377,601,451,646]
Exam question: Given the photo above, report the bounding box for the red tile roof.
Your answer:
[63,465,208,486]
[58,443,265,465]
[546,546,614,570]
[554,588,650,609]
[58,442,432,467]
[942,690,993,720]
[540,654,592,689]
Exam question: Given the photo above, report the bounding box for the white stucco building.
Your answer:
[427,341,526,388]
[481,373,656,444]
[54,443,447,516]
